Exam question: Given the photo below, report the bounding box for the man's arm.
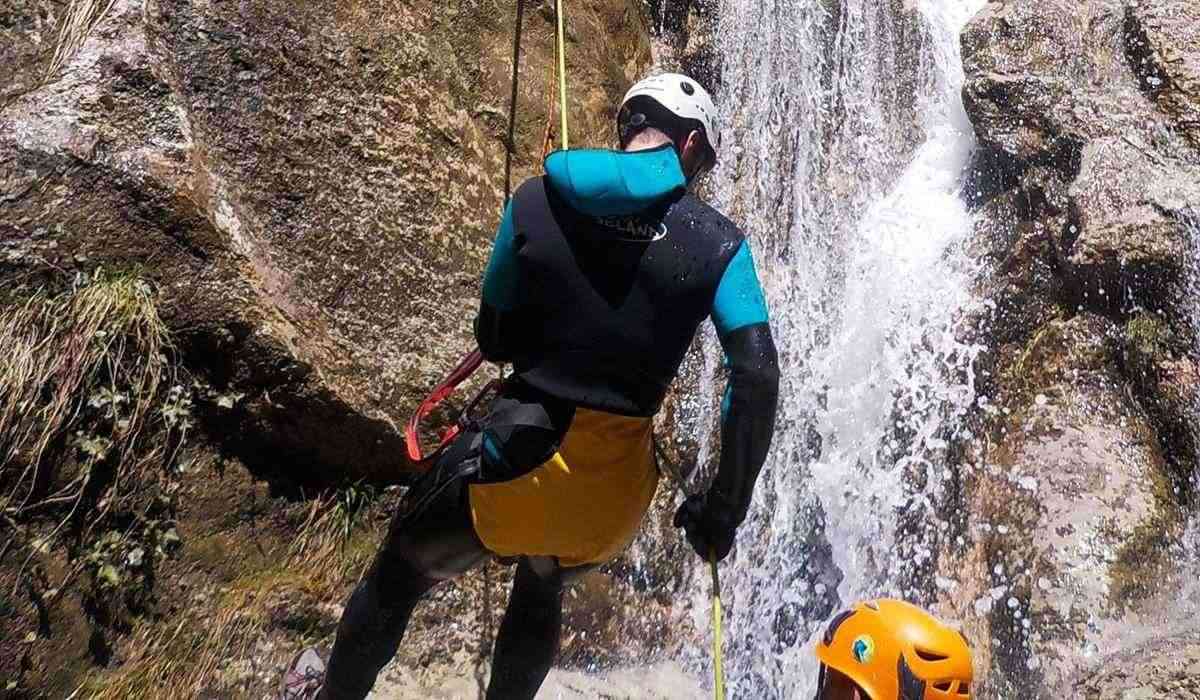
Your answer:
[674,239,780,561]
[474,200,520,362]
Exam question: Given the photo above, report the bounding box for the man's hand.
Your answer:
[673,492,738,562]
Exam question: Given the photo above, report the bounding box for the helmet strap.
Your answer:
[814,663,828,700]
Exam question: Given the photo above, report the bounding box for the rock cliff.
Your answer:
[950,0,1200,694]
[2,0,650,481]
[1,0,652,694]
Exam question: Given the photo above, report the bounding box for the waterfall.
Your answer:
[680,0,989,695]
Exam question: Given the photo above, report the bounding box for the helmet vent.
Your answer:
[822,609,856,646]
[915,646,950,662]
[933,681,953,691]
[958,682,971,696]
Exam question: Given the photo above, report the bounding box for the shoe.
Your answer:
[278,646,326,700]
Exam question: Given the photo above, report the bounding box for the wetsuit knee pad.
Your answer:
[384,477,487,580]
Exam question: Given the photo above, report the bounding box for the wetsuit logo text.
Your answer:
[596,216,669,242]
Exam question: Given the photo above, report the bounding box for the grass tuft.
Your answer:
[45,0,120,80]
[84,497,380,699]
[0,271,187,579]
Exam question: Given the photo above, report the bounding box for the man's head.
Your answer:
[813,599,973,700]
[616,73,719,184]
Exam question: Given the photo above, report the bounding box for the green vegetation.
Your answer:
[1122,312,1174,384]
[84,488,381,700]
[1125,313,1171,356]
[1,270,185,535]
[0,271,192,655]
[0,272,392,696]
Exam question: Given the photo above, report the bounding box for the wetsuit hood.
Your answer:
[543,145,686,219]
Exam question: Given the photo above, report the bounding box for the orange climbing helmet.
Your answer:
[813,599,973,700]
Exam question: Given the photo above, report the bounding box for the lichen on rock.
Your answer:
[953,0,1200,694]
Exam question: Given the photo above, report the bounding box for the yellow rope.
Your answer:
[554,0,569,150]
[710,551,726,700]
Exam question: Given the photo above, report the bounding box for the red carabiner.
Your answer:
[404,349,485,464]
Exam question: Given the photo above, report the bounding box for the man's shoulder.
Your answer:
[514,176,547,202]
[668,194,745,246]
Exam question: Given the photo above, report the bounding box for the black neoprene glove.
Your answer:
[673,491,739,562]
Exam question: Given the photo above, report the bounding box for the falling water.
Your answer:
[679,0,988,695]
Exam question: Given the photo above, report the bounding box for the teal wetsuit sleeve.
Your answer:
[712,240,770,337]
[714,240,770,420]
[707,239,780,526]
[481,200,519,312]
[476,201,521,362]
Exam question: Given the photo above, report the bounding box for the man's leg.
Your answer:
[319,479,489,700]
[486,558,593,699]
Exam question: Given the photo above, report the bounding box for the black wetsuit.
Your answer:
[318,146,779,700]
[476,167,780,530]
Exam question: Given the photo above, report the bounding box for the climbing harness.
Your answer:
[711,550,726,700]
[399,389,560,528]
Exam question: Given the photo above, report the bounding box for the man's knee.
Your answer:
[370,546,438,595]
[379,478,489,581]
[391,532,486,581]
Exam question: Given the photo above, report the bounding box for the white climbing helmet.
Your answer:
[619,72,721,157]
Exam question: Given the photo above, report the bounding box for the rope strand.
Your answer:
[711,552,726,700]
[503,0,525,203]
[554,0,569,150]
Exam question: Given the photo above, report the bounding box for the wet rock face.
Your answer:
[963,0,1155,161]
[1126,0,1200,150]
[950,316,1184,695]
[0,0,651,480]
[1073,627,1200,699]
[1067,137,1200,307]
[963,0,1200,312]
[955,0,1200,695]
[0,0,68,107]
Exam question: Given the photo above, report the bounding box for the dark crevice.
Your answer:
[175,324,415,491]
[964,145,1022,208]
[1059,201,1082,255]
[1057,248,1186,326]
[1113,307,1200,507]
[1122,4,1171,104]
[965,135,1082,211]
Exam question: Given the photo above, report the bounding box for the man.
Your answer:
[813,600,974,700]
[279,72,780,700]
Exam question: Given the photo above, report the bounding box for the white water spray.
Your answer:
[682,0,988,695]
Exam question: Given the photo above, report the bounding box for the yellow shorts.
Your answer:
[468,408,659,567]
